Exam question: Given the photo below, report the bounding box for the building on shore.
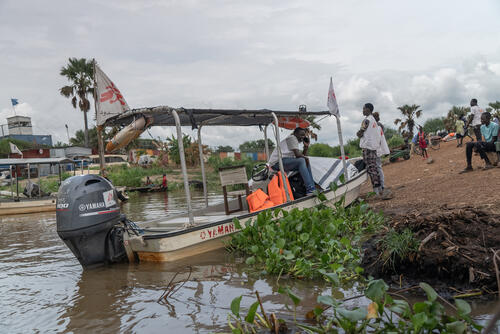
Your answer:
[0,115,52,146]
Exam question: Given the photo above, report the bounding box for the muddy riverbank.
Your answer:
[360,140,500,297]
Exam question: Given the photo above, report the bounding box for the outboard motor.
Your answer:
[56,175,128,268]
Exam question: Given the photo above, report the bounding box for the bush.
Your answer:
[387,135,404,148]
[107,165,169,187]
[308,143,334,157]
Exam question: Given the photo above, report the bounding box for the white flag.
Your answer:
[327,77,340,117]
[9,142,22,156]
[95,64,130,126]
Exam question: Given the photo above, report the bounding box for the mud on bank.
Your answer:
[361,205,500,297]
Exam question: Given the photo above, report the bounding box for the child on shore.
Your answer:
[418,126,428,160]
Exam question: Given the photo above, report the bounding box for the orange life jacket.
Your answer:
[246,189,275,213]
[268,172,294,206]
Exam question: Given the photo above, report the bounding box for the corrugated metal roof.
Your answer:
[0,157,75,165]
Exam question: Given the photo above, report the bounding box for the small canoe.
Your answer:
[0,197,56,216]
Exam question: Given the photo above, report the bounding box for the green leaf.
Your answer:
[339,174,345,184]
[445,321,466,334]
[283,251,295,260]
[419,282,437,302]
[233,218,242,230]
[454,299,471,316]
[279,287,301,306]
[413,302,428,314]
[389,299,410,316]
[354,266,364,274]
[245,256,256,265]
[244,301,260,323]
[300,233,310,243]
[250,245,259,254]
[411,312,428,330]
[340,237,351,248]
[231,296,242,318]
[337,307,367,322]
[319,270,339,286]
[365,279,388,302]
[231,329,242,334]
[276,238,286,249]
[317,295,336,307]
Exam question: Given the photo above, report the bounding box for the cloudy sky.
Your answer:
[1,0,499,149]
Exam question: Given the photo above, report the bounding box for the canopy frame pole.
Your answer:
[38,164,41,198]
[10,165,13,200]
[197,125,208,208]
[16,169,19,201]
[335,115,349,182]
[271,112,291,202]
[263,125,270,161]
[58,163,62,186]
[27,163,31,198]
[172,110,194,226]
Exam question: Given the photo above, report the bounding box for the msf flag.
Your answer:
[327,77,339,117]
[9,142,22,156]
[95,64,130,126]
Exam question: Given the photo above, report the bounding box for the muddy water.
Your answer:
[0,191,497,333]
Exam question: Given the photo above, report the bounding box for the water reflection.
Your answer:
[0,191,498,333]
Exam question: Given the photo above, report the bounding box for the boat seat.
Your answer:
[219,165,250,215]
[227,189,248,196]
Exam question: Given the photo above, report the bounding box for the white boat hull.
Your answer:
[125,171,367,263]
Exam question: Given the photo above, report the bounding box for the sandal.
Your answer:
[459,167,473,174]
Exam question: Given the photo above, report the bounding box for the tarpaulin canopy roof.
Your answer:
[104,106,331,128]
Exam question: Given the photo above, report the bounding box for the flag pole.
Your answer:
[336,115,348,182]
[327,77,348,182]
[92,59,106,176]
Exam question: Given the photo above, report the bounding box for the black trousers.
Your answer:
[473,125,482,141]
[466,141,496,166]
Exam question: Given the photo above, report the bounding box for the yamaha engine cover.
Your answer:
[56,175,127,268]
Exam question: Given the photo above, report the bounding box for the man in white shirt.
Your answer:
[373,112,390,193]
[268,127,315,195]
[470,98,483,141]
[357,103,391,199]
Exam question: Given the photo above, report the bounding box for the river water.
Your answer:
[0,191,497,333]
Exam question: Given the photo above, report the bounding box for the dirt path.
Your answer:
[361,140,500,213]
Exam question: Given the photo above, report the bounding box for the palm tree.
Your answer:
[443,106,469,132]
[394,104,422,139]
[60,58,94,147]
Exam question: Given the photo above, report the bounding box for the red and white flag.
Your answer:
[95,64,130,126]
[327,77,339,117]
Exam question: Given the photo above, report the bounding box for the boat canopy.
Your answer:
[104,106,331,128]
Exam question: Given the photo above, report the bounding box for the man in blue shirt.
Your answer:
[460,112,499,172]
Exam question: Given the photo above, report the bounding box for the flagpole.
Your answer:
[92,59,106,176]
[336,115,349,182]
[327,77,348,182]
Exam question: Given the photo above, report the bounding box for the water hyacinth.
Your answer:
[228,198,385,280]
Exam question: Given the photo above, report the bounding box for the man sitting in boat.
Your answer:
[267,127,316,196]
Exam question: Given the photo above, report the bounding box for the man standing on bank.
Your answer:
[357,103,391,199]
[268,127,316,196]
[470,98,484,142]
